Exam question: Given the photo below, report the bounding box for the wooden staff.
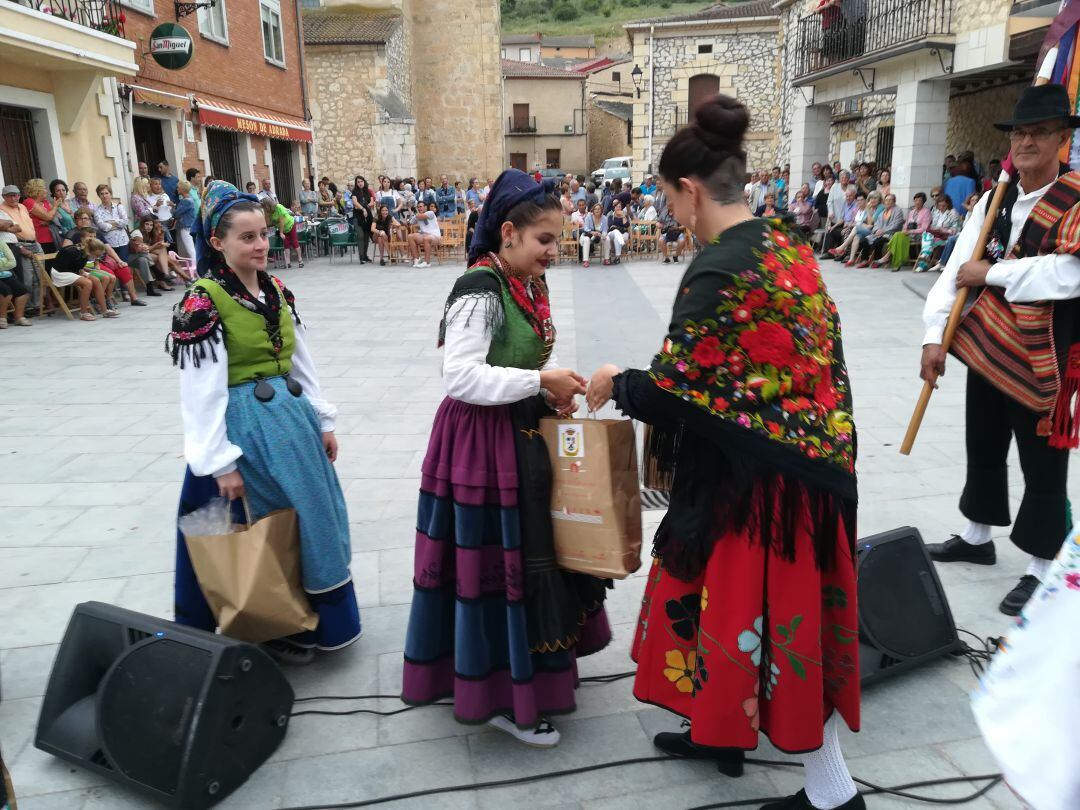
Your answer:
[899,51,1059,455]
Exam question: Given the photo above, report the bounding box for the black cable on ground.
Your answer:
[283,637,1006,808]
[275,753,1003,810]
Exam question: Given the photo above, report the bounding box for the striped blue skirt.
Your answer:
[175,376,361,650]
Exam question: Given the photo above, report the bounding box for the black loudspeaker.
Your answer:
[35,602,294,809]
[857,527,962,685]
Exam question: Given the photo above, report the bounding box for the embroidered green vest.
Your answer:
[195,278,295,386]
[470,267,551,370]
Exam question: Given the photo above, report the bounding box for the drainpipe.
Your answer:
[294,0,314,183]
[647,24,654,178]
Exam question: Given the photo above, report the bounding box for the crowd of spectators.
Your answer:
[747,150,994,273]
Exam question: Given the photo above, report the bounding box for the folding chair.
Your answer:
[31,253,73,320]
[559,223,579,264]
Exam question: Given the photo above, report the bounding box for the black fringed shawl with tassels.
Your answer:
[611,218,858,582]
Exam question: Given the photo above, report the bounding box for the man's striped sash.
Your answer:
[953,171,1080,419]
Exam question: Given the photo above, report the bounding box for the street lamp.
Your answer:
[631,64,643,98]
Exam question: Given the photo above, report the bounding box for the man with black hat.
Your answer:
[921,83,1080,616]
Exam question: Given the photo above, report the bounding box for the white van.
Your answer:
[591,156,633,187]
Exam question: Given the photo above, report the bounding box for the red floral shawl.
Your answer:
[647,218,856,491]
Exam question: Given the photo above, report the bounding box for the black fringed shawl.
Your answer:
[611,218,858,581]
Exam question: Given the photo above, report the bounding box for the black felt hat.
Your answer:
[994,84,1080,131]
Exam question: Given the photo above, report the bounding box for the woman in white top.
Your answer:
[408,200,442,267]
[147,177,174,225]
[169,181,360,664]
[401,169,609,747]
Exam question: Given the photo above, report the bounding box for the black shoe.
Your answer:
[926,535,997,565]
[761,789,865,810]
[130,299,148,306]
[653,730,744,777]
[380,259,386,266]
[146,285,162,297]
[663,257,671,263]
[999,574,1040,616]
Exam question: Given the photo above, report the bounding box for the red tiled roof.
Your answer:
[501,60,585,79]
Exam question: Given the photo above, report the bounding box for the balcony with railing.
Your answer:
[4,0,126,36]
[793,0,953,83]
[1,0,137,130]
[507,115,538,134]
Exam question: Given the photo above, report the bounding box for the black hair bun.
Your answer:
[692,95,749,152]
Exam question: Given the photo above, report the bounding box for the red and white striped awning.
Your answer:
[193,97,313,143]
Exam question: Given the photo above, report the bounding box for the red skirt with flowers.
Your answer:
[630,498,860,754]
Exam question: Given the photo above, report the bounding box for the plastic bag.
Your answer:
[178,497,239,537]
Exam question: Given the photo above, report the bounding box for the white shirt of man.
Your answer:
[257,189,278,203]
[923,178,1080,346]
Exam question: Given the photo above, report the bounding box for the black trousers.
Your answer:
[960,371,1069,559]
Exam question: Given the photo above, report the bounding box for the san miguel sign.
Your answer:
[149,23,193,70]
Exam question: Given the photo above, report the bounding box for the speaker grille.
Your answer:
[98,639,212,794]
[858,533,957,659]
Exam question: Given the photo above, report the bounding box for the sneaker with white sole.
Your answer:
[413,259,422,267]
[417,261,431,268]
[486,714,560,748]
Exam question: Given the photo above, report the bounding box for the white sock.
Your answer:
[1025,556,1051,580]
[960,520,993,545]
[800,714,857,809]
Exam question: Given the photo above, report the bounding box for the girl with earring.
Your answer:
[401,170,611,747]
[587,96,863,810]
[169,181,361,665]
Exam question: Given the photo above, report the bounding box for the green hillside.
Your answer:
[500,0,717,46]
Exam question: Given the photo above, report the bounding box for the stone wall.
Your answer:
[643,24,781,175]
[775,1,800,167]
[951,0,1011,34]
[307,42,418,183]
[386,18,412,111]
[946,82,1021,168]
[405,0,504,182]
[828,93,895,168]
[588,105,631,173]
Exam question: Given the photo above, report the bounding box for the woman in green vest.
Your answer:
[169,181,360,665]
[401,170,611,747]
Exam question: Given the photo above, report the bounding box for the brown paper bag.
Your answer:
[541,417,643,579]
[184,503,318,644]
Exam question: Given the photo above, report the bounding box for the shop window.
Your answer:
[0,106,41,193]
[207,129,242,188]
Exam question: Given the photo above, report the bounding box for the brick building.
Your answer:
[117,0,312,204]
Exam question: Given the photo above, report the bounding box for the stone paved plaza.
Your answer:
[1,250,1059,809]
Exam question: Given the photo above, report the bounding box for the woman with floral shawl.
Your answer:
[588,96,863,810]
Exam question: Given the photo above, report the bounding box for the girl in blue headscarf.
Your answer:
[168,181,361,665]
[401,170,611,747]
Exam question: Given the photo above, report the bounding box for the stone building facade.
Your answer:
[625,1,782,181]
[778,0,1054,204]
[304,0,503,186]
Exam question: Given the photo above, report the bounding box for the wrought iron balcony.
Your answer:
[793,0,952,82]
[507,116,538,134]
[5,0,126,37]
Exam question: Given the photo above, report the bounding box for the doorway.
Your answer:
[270,140,295,203]
[688,74,721,118]
[509,152,527,171]
[132,116,167,173]
[0,105,41,192]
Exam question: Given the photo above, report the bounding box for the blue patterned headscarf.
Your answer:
[467,169,557,264]
[195,180,260,276]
